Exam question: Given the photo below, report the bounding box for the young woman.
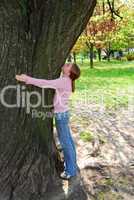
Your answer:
[15,63,81,180]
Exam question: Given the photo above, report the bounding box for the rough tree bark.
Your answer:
[0,0,96,199]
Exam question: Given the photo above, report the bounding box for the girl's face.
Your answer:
[62,63,72,76]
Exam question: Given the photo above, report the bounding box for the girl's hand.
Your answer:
[15,74,28,82]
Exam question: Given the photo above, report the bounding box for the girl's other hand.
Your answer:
[15,74,28,82]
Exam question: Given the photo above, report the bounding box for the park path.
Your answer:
[52,104,134,200]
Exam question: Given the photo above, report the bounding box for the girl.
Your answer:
[15,63,81,180]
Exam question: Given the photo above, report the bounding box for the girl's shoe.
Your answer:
[60,171,72,180]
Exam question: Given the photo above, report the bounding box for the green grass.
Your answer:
[70,59,134,110]
[79,131,94,142]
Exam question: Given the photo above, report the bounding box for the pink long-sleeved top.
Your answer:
[25,74,72,113]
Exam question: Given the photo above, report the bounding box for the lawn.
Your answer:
[70,59,134,111]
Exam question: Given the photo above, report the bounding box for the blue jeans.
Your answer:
[54,110,78,176]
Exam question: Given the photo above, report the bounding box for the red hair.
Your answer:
[69,63,81,92]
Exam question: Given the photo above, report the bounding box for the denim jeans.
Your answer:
[54,110,78,176]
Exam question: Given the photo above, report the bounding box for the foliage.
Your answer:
[126,53,134,61]
[73,0,134,57]
[71,35,87,54]
[111,6,134,50]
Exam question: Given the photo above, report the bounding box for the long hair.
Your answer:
[69,63,81,92]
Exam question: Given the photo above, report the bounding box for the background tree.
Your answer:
[110,5,134,53]
[81,8,118,67]
[71,35,87,63]
[73,0,125,68]
[0,1,96,199]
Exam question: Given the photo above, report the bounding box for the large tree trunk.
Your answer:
[0,1,96,199]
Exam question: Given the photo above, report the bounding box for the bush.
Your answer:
[126,53,134,61]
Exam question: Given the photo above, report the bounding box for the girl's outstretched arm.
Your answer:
[15,74,68,90]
